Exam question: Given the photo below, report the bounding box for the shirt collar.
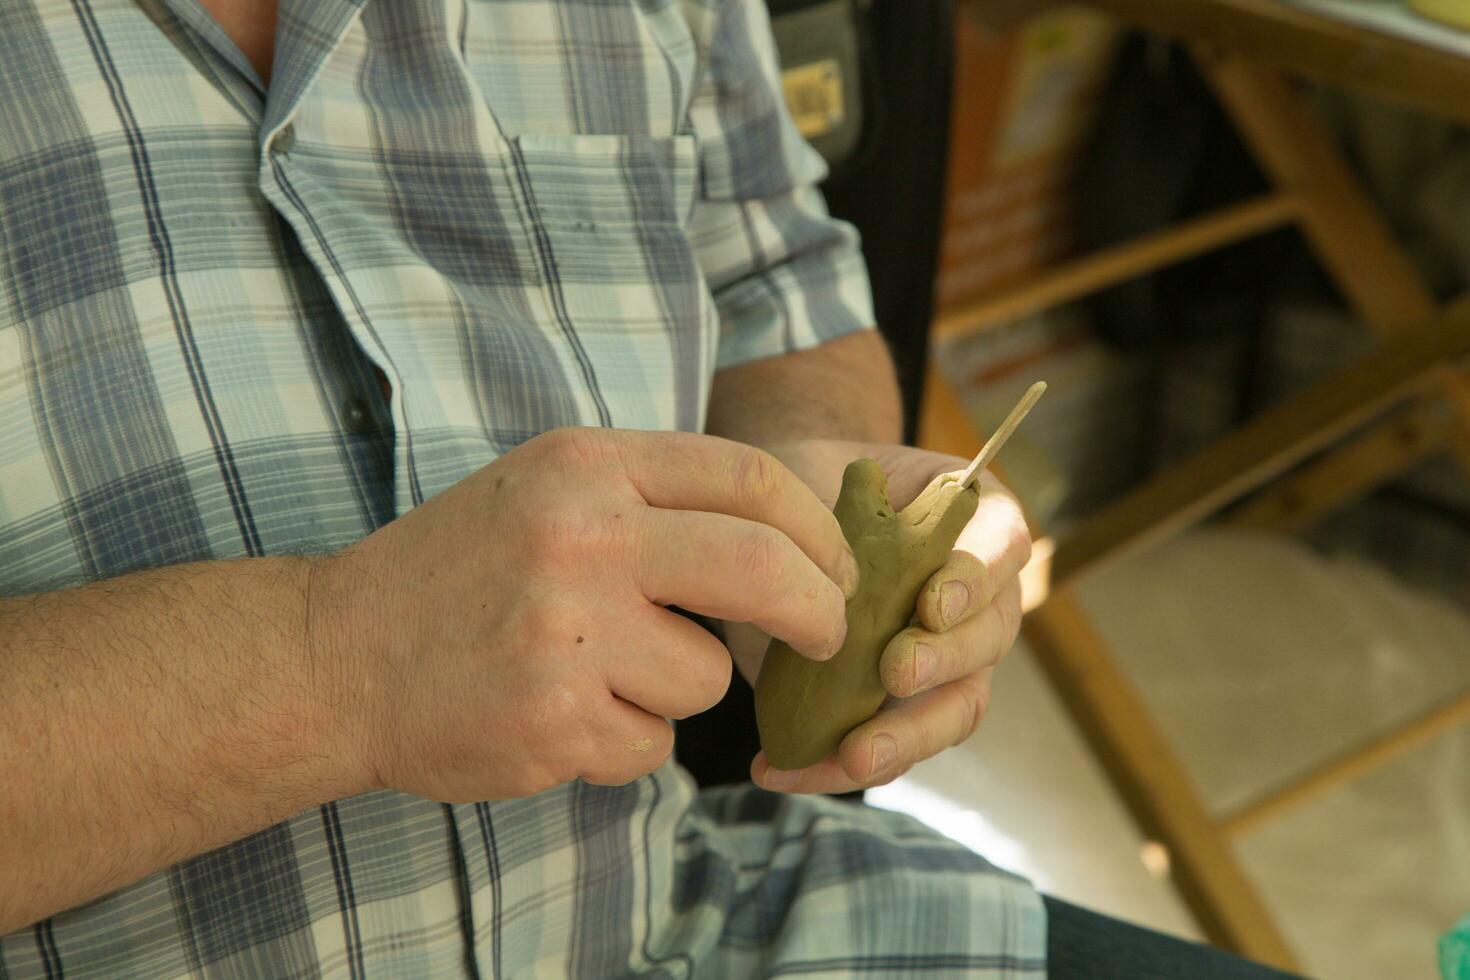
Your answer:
[147,0,367,143]
[152,0,268,94]
[263,0,367,138]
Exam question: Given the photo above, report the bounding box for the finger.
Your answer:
[579,696,675,786]
[609,430,860,597]
[633,508,848,660]
[880,580,1021,698]
[915,479,1030,632]
[832,670,994,784]
[723,620,771,687]
[751,668,998,794]
[750,749,913,796]
[602,607,733,720]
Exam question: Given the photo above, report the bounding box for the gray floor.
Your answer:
[871,529,1470,980]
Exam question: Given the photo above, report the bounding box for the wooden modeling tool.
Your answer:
[956,380,1047,490]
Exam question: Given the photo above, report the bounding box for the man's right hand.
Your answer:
[312,427,859,803]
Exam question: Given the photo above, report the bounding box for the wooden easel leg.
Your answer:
[1227,401,1450,533]
[1024,591,1300,971]
[1199,48,1470,515]
[1195,49,1435,333]
[1221,686,1470,836]
[932,51,1468,972]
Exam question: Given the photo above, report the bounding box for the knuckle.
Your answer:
[666,638,733,719]
[1007,519,1034,570]
[735,527,787,595]
[537,429,641,509]
[588,726,673,785]
[539,426,604,467]
[956,681,989,745]
[693,654,734,714]
[525,683,586,745]
[503,767,563,799]
[647,728,675,768]
[730,446,783,513]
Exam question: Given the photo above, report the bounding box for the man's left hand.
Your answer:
[724,438,1031,795]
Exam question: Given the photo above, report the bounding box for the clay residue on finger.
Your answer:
[627,737,654,753]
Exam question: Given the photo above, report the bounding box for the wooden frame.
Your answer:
[922,17,1470,971]
[1079,0,1470,127]
[1051,298,1470,587]
[1222,688,1470,835]
[932,194,1300,342]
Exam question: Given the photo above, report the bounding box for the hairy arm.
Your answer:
[0,558,364,934]
[706,329,903,449]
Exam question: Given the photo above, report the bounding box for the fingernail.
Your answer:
[765,768,801,790]
[869,735,898,778]
[911,643,938,691]
[939,580,970,628]
[839,550,861,599]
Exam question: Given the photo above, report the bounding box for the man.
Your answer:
[0,1,1300,976]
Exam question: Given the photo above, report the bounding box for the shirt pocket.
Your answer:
[507,133,711,339]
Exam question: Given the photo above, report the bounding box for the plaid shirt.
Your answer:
[0,0,1045,976]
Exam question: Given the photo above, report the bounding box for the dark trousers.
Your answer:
[1044,896,1309,980]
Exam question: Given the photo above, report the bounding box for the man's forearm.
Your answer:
[706,330,904,448]
[0,558,365,934]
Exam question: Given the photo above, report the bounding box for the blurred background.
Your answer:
[770,1,1470,976]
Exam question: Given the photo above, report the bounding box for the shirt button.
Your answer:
[340,396,373,435]
[270,124,296,155]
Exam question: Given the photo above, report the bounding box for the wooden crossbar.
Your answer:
[1051,298,1470,587]
[1223,689,1470,836]
[932,194,1299,342]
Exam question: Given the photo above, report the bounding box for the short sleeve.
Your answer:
[687,0,877,371]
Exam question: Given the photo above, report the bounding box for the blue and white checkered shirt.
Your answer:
[0,0,1045,975]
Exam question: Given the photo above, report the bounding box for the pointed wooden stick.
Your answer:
[956,381,1047,490]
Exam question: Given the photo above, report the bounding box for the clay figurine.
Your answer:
[755,459,979,770]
